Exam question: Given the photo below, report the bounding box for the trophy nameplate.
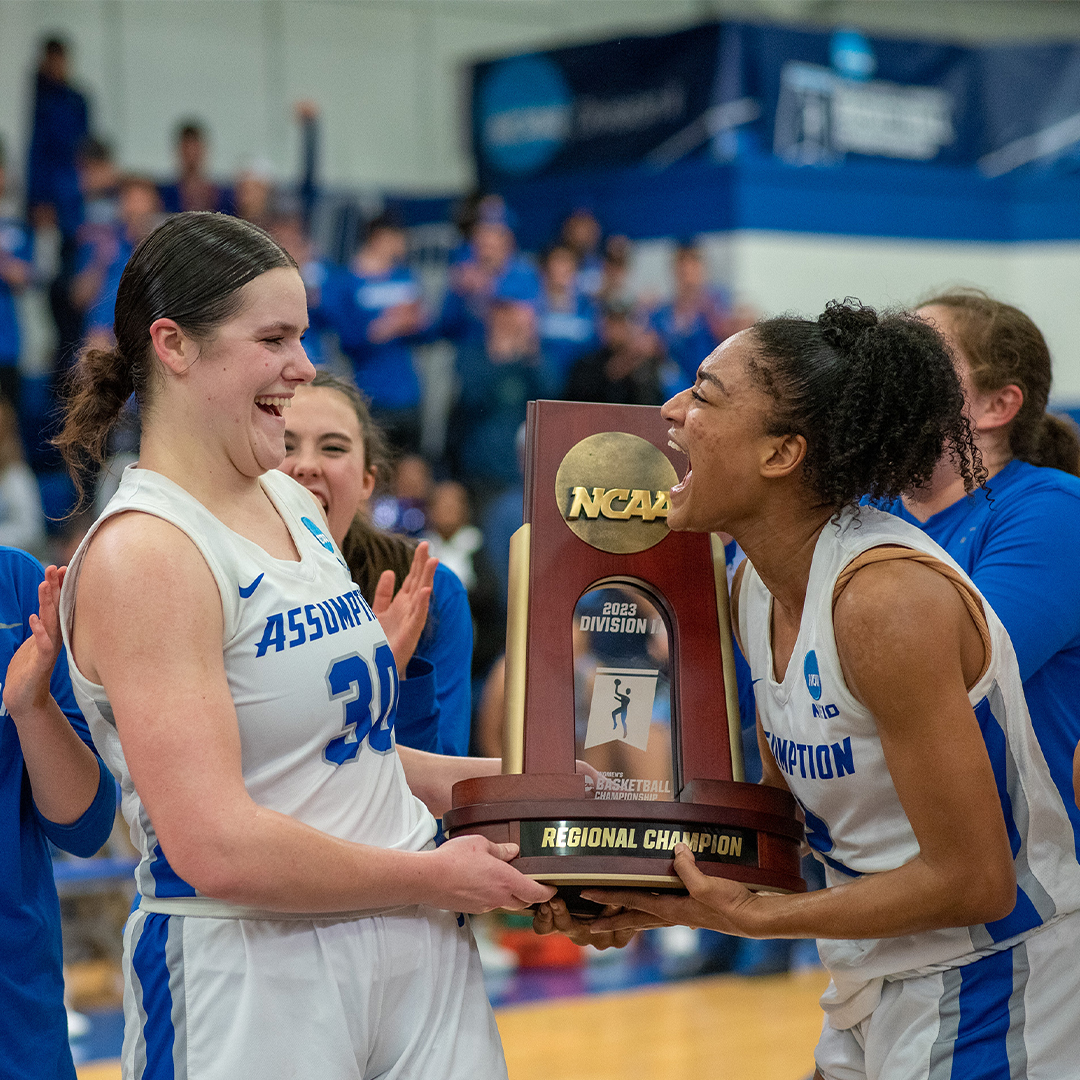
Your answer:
[443,401,806,904]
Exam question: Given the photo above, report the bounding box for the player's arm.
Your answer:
[73,513,552,915]
[587,558,1015,940]
[396,746,501,818]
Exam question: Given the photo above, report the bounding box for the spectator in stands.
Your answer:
[25,37,88,241]
[321,213,427,453]
[233,158,275,230]
[649,242,751,391]
[560,206,604,298]
[564,299,666,406]
[77,137,120,232]
[268,212,339,367]
[372,453,432,537]
[436,196,540,350]
[157,120,231,215]
[448,283,550,498]
[0,398,46,557]
[597,234,633,309]
[537,242,598,394]
[79,176,162,353]
[0,141,34,408]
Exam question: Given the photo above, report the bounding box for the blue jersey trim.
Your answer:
[148,844,197,899]
[819,852,860,878]
[131,913,176,1080]
[953,948,1017,1079]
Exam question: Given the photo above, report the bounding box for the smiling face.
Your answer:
[279,385,375,546]
[661,330,781,534]
[180,266,314,477]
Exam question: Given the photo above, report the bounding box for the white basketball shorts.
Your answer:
[815,908,1080,1080]
[120,904,507,1080]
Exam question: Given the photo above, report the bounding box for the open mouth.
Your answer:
[668,438,691,494]
[255,396,291,418]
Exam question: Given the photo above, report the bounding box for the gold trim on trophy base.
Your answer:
[503,523,531,775]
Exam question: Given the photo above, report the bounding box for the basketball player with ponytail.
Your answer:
[52,211,554,1079]
[875,290,1080,852]
[582,300,1080,1079]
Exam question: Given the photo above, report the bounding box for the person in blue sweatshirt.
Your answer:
[875,289,1080,858]
[1,552,116,1080]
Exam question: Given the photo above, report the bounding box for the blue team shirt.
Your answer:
[322,265,423,410]
[84,230,135,337]
[875,459,1080,858]
[537,291,598,394]
[0,548,116,1080]
[0,218,34,364]
[394,563,473,756]
[649,291,731,390]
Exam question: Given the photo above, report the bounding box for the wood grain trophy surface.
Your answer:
[443,401,806,908]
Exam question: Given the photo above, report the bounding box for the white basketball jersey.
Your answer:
[60,466,436,914]
[738,506,1080,1025]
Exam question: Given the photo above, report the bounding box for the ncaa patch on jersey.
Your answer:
[804,650,822,700]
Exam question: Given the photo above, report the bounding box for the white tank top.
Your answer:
[738,505,1080,1027]
[60,465,436,917]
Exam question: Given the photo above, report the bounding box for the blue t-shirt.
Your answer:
[537,291,598,395]
[875,459,1080,858]
[26,74,89,237]
[417,563,473,756]
[322,265,423,410]
[649,290,731,390]
[0,218,34,365]
[0,547,116,1080]
[84,230,135,338]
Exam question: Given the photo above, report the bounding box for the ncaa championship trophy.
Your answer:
[443,401,806,911]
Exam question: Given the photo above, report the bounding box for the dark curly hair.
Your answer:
[749,298,985,512]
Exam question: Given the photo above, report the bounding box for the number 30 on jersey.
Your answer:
[323,644,397,764]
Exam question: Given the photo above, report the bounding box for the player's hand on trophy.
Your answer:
[532,896,637,950]
[427,834,556,914]
[372,541,437,676]
[583,844,763,937]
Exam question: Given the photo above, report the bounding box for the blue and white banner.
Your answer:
[472,24,720,185]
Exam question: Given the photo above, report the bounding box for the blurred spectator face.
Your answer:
[562,210,601,257]
[178,131,207,176]
[269,216,311,265]
[78,152,118,197]
[600,311,634,350]
[487,298,537,358]
[41,41,69,83]
[428,481,471,541]
[395,454,433,502]
[365,224,408,267]
[674,248,706,293]
[472,221,514,272]
[119,179,162,240]
[280,385,376,548]
[235,168,272,224]
[543,246,578,294]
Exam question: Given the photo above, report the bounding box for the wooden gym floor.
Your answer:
[74,968,828,1080]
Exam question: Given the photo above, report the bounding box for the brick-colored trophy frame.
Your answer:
[443,401,805,899]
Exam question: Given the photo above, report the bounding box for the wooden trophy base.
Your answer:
[444,774,807,912]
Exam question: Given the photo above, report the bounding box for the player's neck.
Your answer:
[902,431,1012,522]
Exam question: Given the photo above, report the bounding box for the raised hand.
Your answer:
[425,834,556,913]
[371,542,436,676]
[3,565,66,719]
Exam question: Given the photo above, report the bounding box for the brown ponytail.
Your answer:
[340,514,417,606]
[55,346,141,500]
[1032,412,1080,476]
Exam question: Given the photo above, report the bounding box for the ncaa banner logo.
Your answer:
[803,650,822,701]
[479,55,572,174]
[584,668,659,752]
